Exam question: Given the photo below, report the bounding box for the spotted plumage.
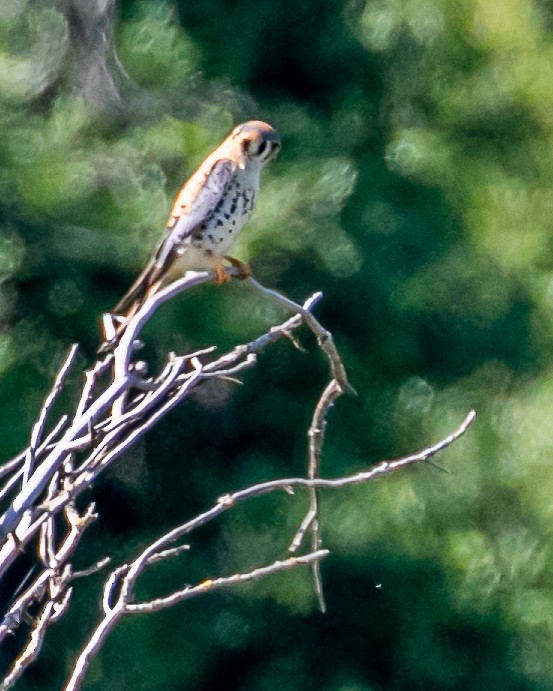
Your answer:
[107,120,280,331]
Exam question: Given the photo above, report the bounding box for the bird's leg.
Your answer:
[213,259,232,284]
[224,255,251,280]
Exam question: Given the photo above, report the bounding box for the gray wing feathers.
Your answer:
[112,159,235,315]
[154,159,235,269]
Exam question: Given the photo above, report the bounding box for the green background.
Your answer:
[2,0,553,688]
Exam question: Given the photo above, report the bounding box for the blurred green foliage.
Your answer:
[3,0,553,688]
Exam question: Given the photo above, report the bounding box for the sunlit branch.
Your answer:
[0,255,476,691]
[65,410,474,690]
[0,270,359,689]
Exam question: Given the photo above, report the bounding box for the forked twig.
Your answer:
[64,410,474,690]
[23,345,80,485]
[65,550,329,691]
[245,278,355,395]
[0,265,476,691]
[289,379,343,612]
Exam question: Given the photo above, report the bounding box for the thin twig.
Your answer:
[65,550,328,691]
[0,458,23,481]
[245,278,355,395]
[0,262,475,691]
[290,379,343,612]
[64,411,474,690]
[0,502,98,644]
[23,345,79,485]
[245,277,356,613]
[74,356,113,420]
[128,550,330,612]
[1,600,56,690]
[0,376,129,557]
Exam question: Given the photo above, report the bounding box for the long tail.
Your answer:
[97,312,135,354]
[112,259,160,314]
[98,262,163,354]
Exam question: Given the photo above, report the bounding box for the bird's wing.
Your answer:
[112,159,236,314]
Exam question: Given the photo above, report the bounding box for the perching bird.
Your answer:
[100,120,280,351]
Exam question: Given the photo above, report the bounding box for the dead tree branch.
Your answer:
[65,409,474,691]
[0,265,475,689]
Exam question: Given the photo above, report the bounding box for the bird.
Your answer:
[100,120,280,351]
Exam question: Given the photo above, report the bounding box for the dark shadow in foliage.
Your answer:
[194,550,541,691]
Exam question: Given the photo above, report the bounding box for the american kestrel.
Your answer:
[101,120,280,350]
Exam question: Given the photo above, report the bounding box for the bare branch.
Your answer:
[64,410,473,690]
[0,262,475,690]
[127,550,330,612]
[0,502,98,644]
[0,458,23,481]
[0,274,335,645]
[65,549,329,691]
[63,600,122,691]
[290,379,343,612]
[74,356,113,420]
[25,345,80,480]
[245,278,355,395]
[1,600,57,690]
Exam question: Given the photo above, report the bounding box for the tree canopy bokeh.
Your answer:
[3,0,553,688]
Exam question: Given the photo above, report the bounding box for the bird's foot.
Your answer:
[224,255,251,280]
[213,261,232,285]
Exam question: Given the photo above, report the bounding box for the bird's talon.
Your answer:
[213,264,231,284]
[224,256,251,280]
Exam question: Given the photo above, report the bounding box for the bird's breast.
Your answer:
[191,180,257,256]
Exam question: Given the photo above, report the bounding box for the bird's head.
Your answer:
[232,121,281,169]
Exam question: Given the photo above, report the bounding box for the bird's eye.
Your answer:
[256,140,269,158]
[243,138,267,158]
[241,136,279,161]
